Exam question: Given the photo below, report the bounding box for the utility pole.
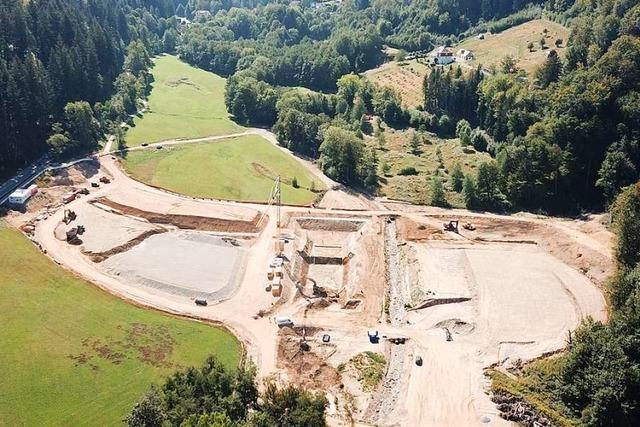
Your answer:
[274,175,281,229]
[256,175,282,230]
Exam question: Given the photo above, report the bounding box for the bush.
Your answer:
[292,176,299,188]
[398,166,418,176]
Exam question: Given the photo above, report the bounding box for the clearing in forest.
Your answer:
[122,135,326,205]
[371,129,491,206]
[364,59,431,108]
[0,224,241,426]
[456,19,570,74]
[125,55,241,147]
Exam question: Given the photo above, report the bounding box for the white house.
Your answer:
[457,49,474,61]
[192,10,212,21]
[430,46,455,65]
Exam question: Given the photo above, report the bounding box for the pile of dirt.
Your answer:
[277,327,341,390]
[296,218,364,232]
[434,318,475,335]
[396,216,442,241]
[40,161,100,187]
[94,198,263,234]
[82,229,167,262]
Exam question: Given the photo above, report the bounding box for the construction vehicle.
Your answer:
[463,222,476,231]
[275,316,294,327]
[77,188,89,195]
[99,176,111,184]
[62,193,76,204]
[66,229,78,244]
[415,356,423,366]
[63,209,76,224]
[368,330,380,344]
[195,298,208,306]
[443,220,459,233]
[91,182,99,188]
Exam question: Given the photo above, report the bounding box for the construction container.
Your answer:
[62,193,76,204]
[271,284,282,297]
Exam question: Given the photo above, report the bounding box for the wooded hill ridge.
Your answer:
[1,0,639,215]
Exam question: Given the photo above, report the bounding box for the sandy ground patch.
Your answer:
[62,203,163,254]
[102,231,248,300]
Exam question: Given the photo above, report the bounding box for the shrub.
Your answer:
[398,166,418,176]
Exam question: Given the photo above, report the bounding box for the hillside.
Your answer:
[456,18,570,74]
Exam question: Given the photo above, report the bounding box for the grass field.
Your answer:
[456,19,570,74]
[372,129,491,206]
[0,223,241,426]
[123,135,326,205]
[125,55,241,147]
[364,59,430,108]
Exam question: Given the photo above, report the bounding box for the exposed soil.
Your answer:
[95,198,263,234]
[277,327,341,390]
[396,216,443,241]
[40,161,101,187]
[82,228,167,262]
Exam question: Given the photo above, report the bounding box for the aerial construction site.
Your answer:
[5,144,611,426]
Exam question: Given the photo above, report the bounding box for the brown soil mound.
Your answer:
[296,218,364,232]
[277,327,341,390]
[41,161,100,187]
[94,198,263,234]
[396,216,442,241]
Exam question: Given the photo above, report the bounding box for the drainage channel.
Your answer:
[364,218,407,424]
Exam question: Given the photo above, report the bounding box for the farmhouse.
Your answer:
[192,10,212,21]
[430,46,455,65]
[457,49,474,61]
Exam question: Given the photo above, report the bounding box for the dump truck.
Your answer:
[62,193,76,204]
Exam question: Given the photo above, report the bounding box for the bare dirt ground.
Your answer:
[8,141,614,427]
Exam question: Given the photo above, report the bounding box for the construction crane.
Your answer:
[256,175,281,229]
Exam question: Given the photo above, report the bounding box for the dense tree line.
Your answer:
[126,356,327,427]
[422,1,640,213]
[178,0,538,91]
[0,0,182,177]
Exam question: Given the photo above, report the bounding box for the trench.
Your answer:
[364,219,407,424]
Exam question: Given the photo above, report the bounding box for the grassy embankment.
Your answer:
[456,18,570,74]
[122,55,325,205]
[125,55,241,147]
[124,135,325,205]
[0,223,241,426]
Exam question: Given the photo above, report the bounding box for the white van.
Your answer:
[275,316,294,327]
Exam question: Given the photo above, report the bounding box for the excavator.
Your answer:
[63,209,76,225]
[443,220,459,233]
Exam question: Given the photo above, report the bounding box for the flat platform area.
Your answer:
[101,231,248,299]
